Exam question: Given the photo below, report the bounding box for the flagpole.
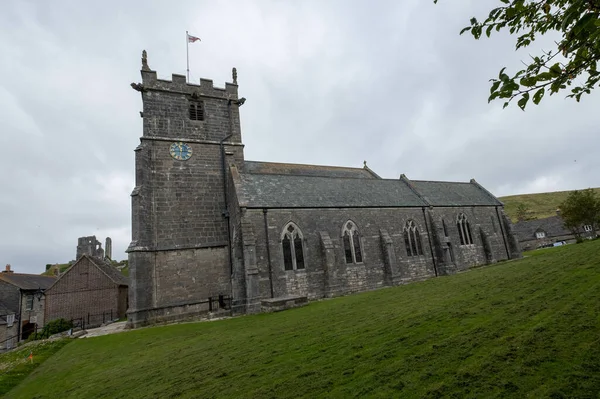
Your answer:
[186,30,190,82]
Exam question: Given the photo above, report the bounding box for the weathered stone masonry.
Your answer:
[127,52,521,327]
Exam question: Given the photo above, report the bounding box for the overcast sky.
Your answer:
[1,0,598,273]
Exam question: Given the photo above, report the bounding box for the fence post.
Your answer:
[111,309,113,320]
[87,313,90,324]
[209,297,213,312]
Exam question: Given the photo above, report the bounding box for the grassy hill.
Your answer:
[499,187,600,223]
[41,263,71,276]
[4,241,600,398]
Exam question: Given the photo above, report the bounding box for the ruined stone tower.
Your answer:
[76,236,105,260]
[127,51,245,326]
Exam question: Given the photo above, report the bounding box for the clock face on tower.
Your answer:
[169,142,193,161]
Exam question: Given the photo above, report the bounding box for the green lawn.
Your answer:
[0,339,71,396]
[5,240,600,398]
[499,187,600,222]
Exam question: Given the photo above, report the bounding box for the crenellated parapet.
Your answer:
[132,50,239,100]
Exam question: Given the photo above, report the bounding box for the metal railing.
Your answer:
[70,310,118,331]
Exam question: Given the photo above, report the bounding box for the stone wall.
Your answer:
[427,206,511,275]
[237,205,512,306]
[0,280,19,314]
[19,291,46,338]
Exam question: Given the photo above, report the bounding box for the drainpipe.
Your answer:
[263,209,274,298]
[422,207,438,277]
[17,287,22,343]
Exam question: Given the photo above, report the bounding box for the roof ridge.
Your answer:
[469,178,504,206]
[242,172,385,180]
[245,160,367,171]
[411,179,472,184]
[88,256,128,286]
[399,174,431,206]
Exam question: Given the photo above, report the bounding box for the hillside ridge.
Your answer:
[499,187,600,222]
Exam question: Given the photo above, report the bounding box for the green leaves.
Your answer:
[559,189,600,237]
[434,0,600,109]
[532,87,545,104]
[517,92,529,110]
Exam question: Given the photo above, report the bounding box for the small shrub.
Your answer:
[27,319,74,341]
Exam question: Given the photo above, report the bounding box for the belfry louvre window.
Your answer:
[188,100,205,121]
[457,213,473,245]
[342,221,363,264]
[281,223,305,271]
[404,220,424,256]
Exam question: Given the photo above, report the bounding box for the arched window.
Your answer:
[342,221,363,264]
[404,220,424,256]
[457,213,473,245]
[281,223,305,271]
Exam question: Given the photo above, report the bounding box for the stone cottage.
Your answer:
[45,255,129,328]
[513,214,598,251]
[0,303,18,352]
[126,51,521,327]
[0,265,55,343]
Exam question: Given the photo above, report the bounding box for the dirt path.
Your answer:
[80,321,128,338]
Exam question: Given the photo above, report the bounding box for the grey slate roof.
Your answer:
[88,256,129,286]
[46,255,128,292]
[408,180,503,206]
[237,174,428,208]
[513,216,571,241]
[244,161,376,179]
[0,273,56,290]
[235,161,502,209]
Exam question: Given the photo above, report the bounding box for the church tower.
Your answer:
[127,51,245,326]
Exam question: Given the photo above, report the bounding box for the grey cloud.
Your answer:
[1,0,599,273]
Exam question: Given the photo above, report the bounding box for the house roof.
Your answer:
[47,255,128,290]
[244,160,377,179]
[513,216,571,241]
[235,173,428,208]
[90,257,129,286]
[0,273,56,290]
[407,180,503,207]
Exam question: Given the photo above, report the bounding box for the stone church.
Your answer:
[127,51,521,327]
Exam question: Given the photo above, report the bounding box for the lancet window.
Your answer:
[404,220,424,256]
[281,222,305,271]
[457,213,473,245]
[342,221,363,264]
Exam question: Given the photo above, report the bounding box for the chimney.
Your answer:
[3,264,13,273]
